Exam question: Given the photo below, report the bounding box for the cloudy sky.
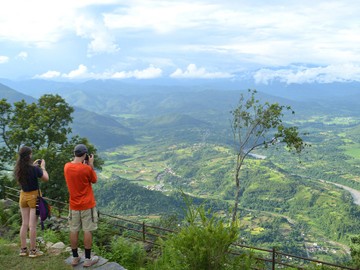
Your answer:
[1,0,360,84]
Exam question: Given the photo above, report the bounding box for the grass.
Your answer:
[0,241,72,270]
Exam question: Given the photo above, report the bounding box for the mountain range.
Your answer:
[1,78,360,150]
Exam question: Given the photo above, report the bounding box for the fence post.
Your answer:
[142,222,146,242]
[272,247,276,270]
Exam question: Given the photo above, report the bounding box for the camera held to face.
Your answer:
[36,159,42,166]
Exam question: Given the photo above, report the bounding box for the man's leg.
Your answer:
[84,231,93,260]
[81,208,99,267]
[70,231,81,266]
[83,231,92,249]
[70,231,79,249]
[69,209,81,265]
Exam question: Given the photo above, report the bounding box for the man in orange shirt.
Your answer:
[64,144,99,267]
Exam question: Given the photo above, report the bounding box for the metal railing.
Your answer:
[2,185,358,270]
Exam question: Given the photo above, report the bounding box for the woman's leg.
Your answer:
[29,208,37,250]
[20,207,30,248]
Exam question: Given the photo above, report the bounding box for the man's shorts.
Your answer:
[68,207,98,232]
[19,190,39,208]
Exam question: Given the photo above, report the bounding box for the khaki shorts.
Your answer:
[19,190,40,208]
[68,207,98,232]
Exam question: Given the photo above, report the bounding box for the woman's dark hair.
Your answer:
[14,146,33,186]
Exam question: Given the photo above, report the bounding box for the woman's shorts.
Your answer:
[19,190,39,208]
[68,207,98,232]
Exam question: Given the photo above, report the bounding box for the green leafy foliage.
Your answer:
[104,236,147,269]
[230,89,308,221]
[0,95,103,204]
[350,236,360,268]
[95,176,228,216]
[40,229,68,245]
[0,200,20,239]
[149,198,240,270]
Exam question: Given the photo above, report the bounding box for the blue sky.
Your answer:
[1,0,360,84]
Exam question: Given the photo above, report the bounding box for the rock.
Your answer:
[0,199,15,208]
[96,262,127,270]
[64,255,112,269]
[51,242,66,249]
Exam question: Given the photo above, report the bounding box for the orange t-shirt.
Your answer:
[64,162,97,210]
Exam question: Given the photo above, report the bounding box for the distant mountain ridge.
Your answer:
[2,78,360,101]
[2,78,360,149]
[0,83,134,150]
[0,83,36,104]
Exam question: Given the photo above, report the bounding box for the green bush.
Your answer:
[0,201,21,240]
[149,199,241,270]
[105,236,146,270]
[40,229,66,244]
[350,235,360,268]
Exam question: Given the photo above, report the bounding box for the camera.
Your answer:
[36,159,42,166]
[85,154,89,161]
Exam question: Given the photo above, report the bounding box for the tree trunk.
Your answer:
[232,184,241,222]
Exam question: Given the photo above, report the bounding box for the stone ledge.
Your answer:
[64,255,126,269]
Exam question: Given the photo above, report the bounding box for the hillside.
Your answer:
[0,84,134,150]
[0,83,36,103]
[72,108,134,149]
[95,176,227,216]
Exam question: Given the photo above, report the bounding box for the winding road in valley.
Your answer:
[319,179,360,205]
[332,183,360,206]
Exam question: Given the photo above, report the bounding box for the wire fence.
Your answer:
[2,185,358,270]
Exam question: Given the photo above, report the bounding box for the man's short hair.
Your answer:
[74,144,88,157]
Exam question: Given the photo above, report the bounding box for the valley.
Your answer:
[1,79,360,264]
[95,114,360,263]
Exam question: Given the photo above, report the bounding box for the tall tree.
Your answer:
[230,89,307,222]
[0,94,103,205]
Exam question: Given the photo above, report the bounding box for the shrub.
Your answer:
[350,235,360,268]
[105,236,146,270]
[149,198,241,270]
[40,229,66,244]
[0,200,20,240]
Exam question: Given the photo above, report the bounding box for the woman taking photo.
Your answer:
[14,146,49,257]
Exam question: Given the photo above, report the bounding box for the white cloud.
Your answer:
[0,56,9,64]
[35,64,162,80]
[34,70,61,79]
[170,64,233,79]
[63,64,89,79]
[87,33,119,55]
[0,0,120,51]
[16,52,28,60]
[253,64,360,84]
[35,65,91,80]
[75,15,120,55]
[112,65,162,79]
[0,1,76,47]
[2,1,360,81]
[104,2,219,34]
